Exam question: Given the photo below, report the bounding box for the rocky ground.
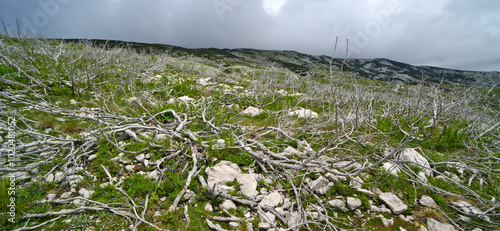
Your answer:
[1,36,499,230]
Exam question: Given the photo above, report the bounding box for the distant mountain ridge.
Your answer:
[65,39,500,88]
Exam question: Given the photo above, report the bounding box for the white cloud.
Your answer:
[263,0,287,16]
[0,0,499,71]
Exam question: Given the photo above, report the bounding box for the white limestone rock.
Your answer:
[205,203,213,212]
[347,197,362,210]
[214,139,225,149]
[349,176,363,189]
[88,154,98,161]
[177,96,195,103]
[379,192,408,214]
[258,211,276,223]
[79,188,94,199]
[419,195,438,209]
[47,194,57,202]
[45,174,54,183]
[398,148,432,176]
[242,106,263,117]
[135,154,146,162]
[67,175,83,186]
[427,218,456,231]
[184,190,195,200]
[236,174,258,198]
[282,146,301,156]
[220,199,237,210]
[383,162,401,176]
[328,199,348,212]
[451,201,483,216]
[60,192,72,199]
[298,140,314,152]
[146,170,159,181]
[260,191,283,208]
[206,161,241,191]
[127,97,139,103]
[258,222,271,230]
[289,108,318,118]
[155,133,168,140]
[308,176,330,194]
[125,165,135,172]
[325,172,346,183]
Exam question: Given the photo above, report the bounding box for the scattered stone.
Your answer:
[127,97,139,103]
[242,106,263,116]
[146,170,159,181]
[167,98,175,104]
[88,154,98,161]
[356,188,376,197]
[334,161,363,170]
[47,194,56,202]
[349,176,363,189]
[220,199,237,210]
[451,201,483,216]
[60,192,72,199]
[9,172,30,181]
[135,154,145,162]
[289,108,318,118]
[379,192,408,214]
[45,173,54,182]
[197,77,212,86]
[69,99,78,105]
[236,174,258,198]
[372,187,383,195]
[160,197,166,202]
[298,140,314,152]
[184,190,195,200]
[328,199,348,212]
[229,222,239,228]
[258,222,271,230]
[347,197,362,210]
[325,172,346,183]
[260,191,283,208]
[214,139,225,149]
[308,176,330,194]
[398,148,432,176]
[177,96,195,102]
[282,146,301,156]
[418,171,428,183]
[382,217,394,226]
[144,159,149,167]
[154,211,162,217]
[419,195,438,209]
[206,161,241,190]
[79,188,93,198]
[383,162,400,176]
[420,225,429,231]
[427,218,456,231]
[205,203,213,212]
[125,165,135,171]
[67,175,83,186]
[259,210,276,223]
[155,133,167,140]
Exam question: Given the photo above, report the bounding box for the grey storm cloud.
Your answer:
[1,0,499,71]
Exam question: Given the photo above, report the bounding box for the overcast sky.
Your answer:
[1,0,499,71]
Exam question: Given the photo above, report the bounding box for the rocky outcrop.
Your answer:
[427,218,456,231]
[379,192,408,215]
[242,106,262,116]
[289,108,318,118]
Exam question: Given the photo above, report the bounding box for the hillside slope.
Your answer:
[1,36,499,230]
[65,39,500,88]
